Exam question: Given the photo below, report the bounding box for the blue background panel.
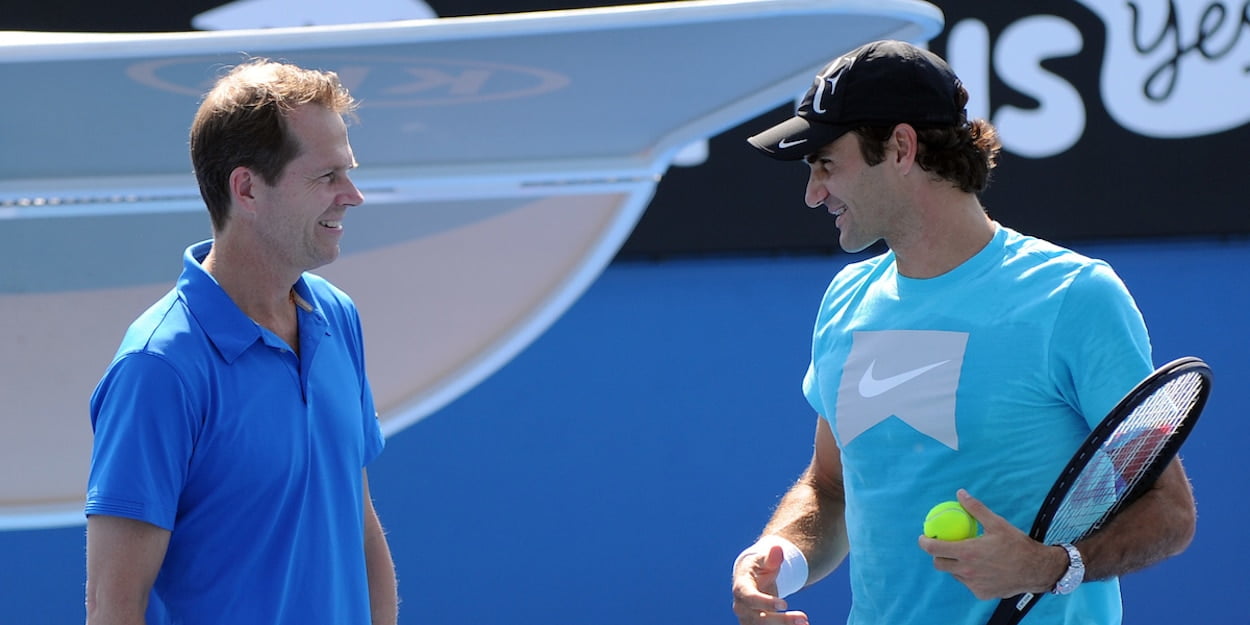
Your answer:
[1,238,1245,625]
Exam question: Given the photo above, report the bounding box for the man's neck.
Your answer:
[201,237,300,325]
[891,194,995,279]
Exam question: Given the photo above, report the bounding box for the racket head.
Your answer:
[1028,356,1211,544]
[986,356,1212,625]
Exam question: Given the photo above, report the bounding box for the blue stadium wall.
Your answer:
[2,238,1247,624]
[3,1,1249,623]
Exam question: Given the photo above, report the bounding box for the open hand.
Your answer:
[731,545,811,625]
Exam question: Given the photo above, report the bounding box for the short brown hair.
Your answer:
[851,85,1001,194]
[189,59,358,231]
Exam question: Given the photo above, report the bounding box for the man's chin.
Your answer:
[839,235,876,255]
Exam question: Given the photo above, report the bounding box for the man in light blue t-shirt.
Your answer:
[730,40,1196,625]
[86,60,398,625]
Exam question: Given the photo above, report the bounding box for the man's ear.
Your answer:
[228,166,259,217]
[890,123,919,172]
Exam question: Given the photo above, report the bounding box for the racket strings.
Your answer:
[1043,371,1205,544]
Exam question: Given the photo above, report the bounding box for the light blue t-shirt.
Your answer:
[87,240,386,624]
[802,225,1152,625]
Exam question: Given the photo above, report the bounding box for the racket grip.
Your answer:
[985,592,1037,625]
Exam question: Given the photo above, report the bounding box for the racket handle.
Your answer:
[986,592,1040,625]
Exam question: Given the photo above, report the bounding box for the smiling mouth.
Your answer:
[318,220,343,229]
[829,204,847,217]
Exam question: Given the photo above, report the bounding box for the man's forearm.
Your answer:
[364,512,398,625]
[761,470,849,585]
[1077,459,1195,582]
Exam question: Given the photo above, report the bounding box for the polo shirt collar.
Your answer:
[177,240,326,363]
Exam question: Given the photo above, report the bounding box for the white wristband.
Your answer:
[733,535,810,598]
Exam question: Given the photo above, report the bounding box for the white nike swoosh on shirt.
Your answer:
[777,138,807,149]
[858,359,950,398]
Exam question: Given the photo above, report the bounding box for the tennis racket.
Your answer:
[986,356,1212,625]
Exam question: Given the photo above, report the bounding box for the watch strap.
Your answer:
[1051,542,1085,595]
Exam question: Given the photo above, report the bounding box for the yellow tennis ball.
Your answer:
[923,501,978,541]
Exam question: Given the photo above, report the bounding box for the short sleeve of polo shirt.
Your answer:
[87,351,200,530]
[359,369,384,467]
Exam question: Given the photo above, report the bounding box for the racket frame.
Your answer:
[987,356,1212,625]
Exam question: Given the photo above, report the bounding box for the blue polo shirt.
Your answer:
[87,240,385,624]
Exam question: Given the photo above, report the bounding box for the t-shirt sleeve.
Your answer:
[86,352,199,530]
[1050,261,1154,428]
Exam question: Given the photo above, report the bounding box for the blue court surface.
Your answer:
[1,234,1245,624]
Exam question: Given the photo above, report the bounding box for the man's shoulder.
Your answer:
[98,290,225,391]
[119,287,196,352]
[1000,228,1135,307]
[1002,227,1099,266]
[1000,228,1116,284]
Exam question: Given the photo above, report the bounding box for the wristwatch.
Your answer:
[1051,542,1085,595]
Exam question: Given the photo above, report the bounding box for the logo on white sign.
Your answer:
[1077,0,1250,138]
[944,0,1249,159]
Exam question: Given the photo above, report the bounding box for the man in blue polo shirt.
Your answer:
[85,60,398,624]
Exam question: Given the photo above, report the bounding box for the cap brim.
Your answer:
[747,115,849,161]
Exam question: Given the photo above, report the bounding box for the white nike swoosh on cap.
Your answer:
[777,138,808,149]
[858,359,950,398]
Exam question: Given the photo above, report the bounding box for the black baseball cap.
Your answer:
[748,40,965,161]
